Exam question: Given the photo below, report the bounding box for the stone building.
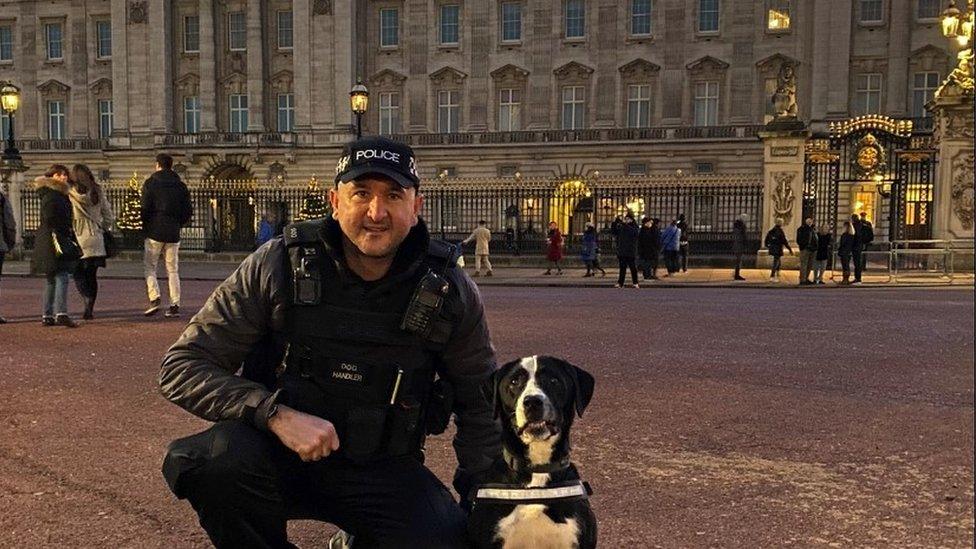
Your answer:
[0,0,970,254]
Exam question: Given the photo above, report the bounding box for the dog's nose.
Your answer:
[523,395,545,419]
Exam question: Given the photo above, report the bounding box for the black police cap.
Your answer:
[334,136,421,189]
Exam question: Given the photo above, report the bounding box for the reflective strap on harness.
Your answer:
[474,480,591,504]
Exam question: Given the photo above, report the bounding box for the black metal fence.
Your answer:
[18,174,763,256]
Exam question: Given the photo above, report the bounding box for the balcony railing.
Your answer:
[159,131,298,146]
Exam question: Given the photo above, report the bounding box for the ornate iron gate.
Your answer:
[804,116,937,241]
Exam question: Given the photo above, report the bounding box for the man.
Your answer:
[764,218,793,282]
[731,214,748,281]
[850,214,864,285]
[676,212,690,273]
[462,220,493,277]
[796,217,818,285]
[0,183,17,324]
[612,213,639,288]
[158,136,500,548]
[141,153,192,317]
[661,219,681,276]
[858,211,875,282]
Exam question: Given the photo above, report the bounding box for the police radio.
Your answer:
[400,270,450,338]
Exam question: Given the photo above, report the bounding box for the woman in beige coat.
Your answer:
[68,164,116,319]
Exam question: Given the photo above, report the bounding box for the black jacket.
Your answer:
[796,224,818,251]
[159,218,501,491]
[141,170,192,243]
[838,232,857,255]
[32,177,76,275]
[613,220,639,259]
[676,218,689,243]
[731,219,747,254]
[859,220,875,247]
[816,233,833,261]
[764,226,792,257]
[637,225,661,259]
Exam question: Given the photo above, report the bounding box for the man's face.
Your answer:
[52,172,68,183]
[329,175,422,259]
[806,218,813,226]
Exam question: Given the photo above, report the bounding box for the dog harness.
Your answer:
[472,480,592,506]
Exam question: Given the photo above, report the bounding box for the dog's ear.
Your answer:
[549,357,595,417]
[482,360,517,419]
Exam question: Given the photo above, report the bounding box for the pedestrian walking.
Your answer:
[0,183,17,324]
[544,221,563,275]
[141,153,192,317]
[676,213,690,272]
[462,220,493,277]
[580,223,605,277]
[763,218,793,282]
[796,217,818,285]
[34,164,80,327]
[731,214,748,281]
[660,219,681,276]
[837,221,857,284]
[637,217,661,280]
[858,211,874,281]
[814,225,832,285]
[612,214,639,288]
[68,164,116,320]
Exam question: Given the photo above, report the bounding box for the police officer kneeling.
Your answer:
[159,137,501,548]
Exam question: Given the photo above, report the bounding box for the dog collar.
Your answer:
[504,450,571,474]
[472,480,592,505]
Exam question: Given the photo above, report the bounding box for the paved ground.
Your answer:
[0,277,972,548]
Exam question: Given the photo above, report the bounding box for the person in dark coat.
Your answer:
[850,214,864,284]
[857,211,874,283]
[579,223,605,277]
[763,217,793,282]
[0,183,16,324]
[637,217,661,280]
[814,225,832,285]
[676,213,690,272]
[731,214,748,281]
[141,153,193,317]
[34,164,79,327]
[796,217,818,285]
[544,221,563,275]
[612,214,640,287]
[837,221,857,284]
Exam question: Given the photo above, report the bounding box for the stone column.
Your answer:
[246,0,265,131]
[199,0,217,132]
[149,0,175,133]
[757,122,810,268]
[929,90,975,246]
[293,0,311,131]
[110,0,130,143]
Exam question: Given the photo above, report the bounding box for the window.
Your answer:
[46,22,63,60]
[183,15,200,52]
[561,86,585,129]
[501,2,522,42]
[48,101,66,139]
[631,0,652,35]
[277,11,293,49]
[440,5,460,45]
[498,88,521,131]
[854,73,882,114]
[229,94,248,132]
[277,93,294,132]
[228,11,246,50]
[95,20,111,58]
[767,0,791,30]
[184,96,200,133]
[917,0,941,19]
[695,162,714,173]
[98,99,113,138]
[912,72,940,118]
[380,8,399,47]
[437,90,460,133]
[698,0,719,32]
[693,81,719,125]
[0,26,12,61]
[379,92,401,134]
[627,84,651,128]
[626,162,647,176]
[565,0,585,39]
[860,0,883,23]
[498,165,518,177]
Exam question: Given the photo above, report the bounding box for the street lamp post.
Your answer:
[0,81,21,165]
[349,80,369,139]
[940,0,975,94]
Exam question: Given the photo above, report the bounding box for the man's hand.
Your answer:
[268,405,341,461]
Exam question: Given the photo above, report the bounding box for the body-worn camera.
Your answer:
[400,270,450,339]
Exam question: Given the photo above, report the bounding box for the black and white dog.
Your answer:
[468,355,597,549]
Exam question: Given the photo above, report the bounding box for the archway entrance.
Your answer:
[199,162,257,252]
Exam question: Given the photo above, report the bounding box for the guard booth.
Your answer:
[803,115,937,243]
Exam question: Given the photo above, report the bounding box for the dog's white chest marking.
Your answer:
[495,504,580,549]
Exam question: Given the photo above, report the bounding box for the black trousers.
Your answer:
[852,250,863,281]
[73,258,102,300]
[679,242,689,271]
[617,257,638,285]
[733,252,743,277]
[163,421,468,549]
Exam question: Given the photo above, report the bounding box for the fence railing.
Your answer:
[17,174,765,256]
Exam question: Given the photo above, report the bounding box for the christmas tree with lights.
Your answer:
[117,172,143,231]
[296,176,331,220]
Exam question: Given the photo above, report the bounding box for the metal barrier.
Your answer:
[827,240,973,284]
